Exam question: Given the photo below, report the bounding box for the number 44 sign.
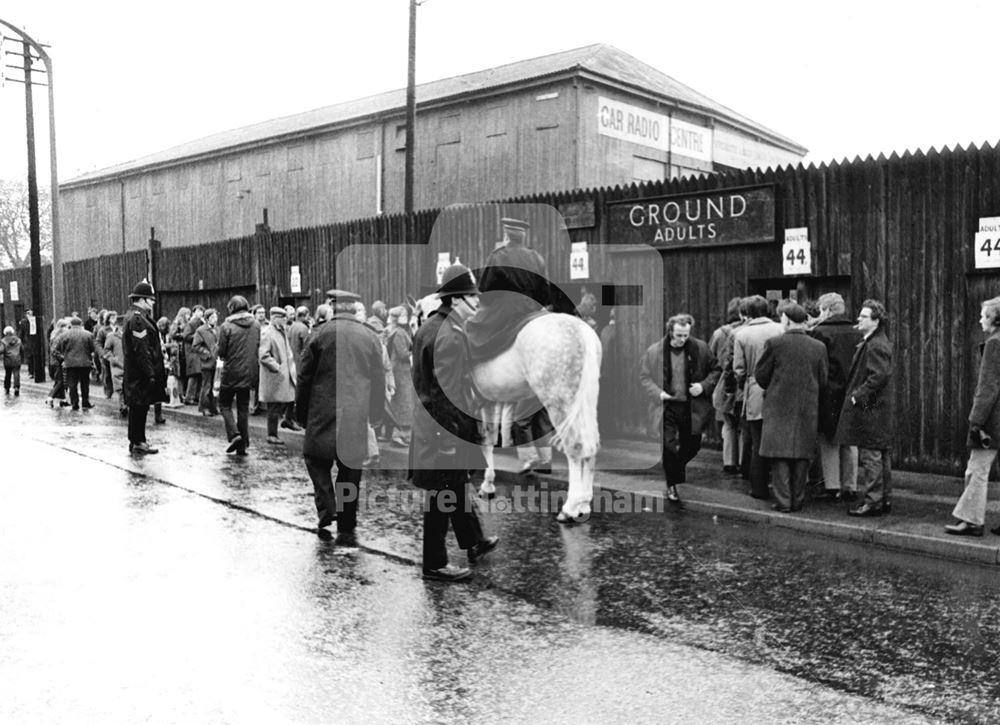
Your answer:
[782,227,812,275]
[975,217,1000,269]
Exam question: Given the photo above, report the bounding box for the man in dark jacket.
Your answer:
[411,265,498,582]
[945,296,1000,536]
[836,299,893,517]
[756,302,829,512]
[811,293,864,502]
[296,290,384,546]
[216,296,261,455]
[122,281,168,454]
[56,316,97,411]
[638,313,721,504]
[18,310,38,381]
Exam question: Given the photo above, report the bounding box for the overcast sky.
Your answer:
[2,0,998,183]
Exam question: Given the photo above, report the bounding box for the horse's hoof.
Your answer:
[556,509,590,525]
[479,490,496,501]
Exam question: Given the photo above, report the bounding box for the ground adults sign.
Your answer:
[606,185,776,250]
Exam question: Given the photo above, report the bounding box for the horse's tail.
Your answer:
[552,319,601,459]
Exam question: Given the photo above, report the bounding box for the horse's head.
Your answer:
[407,293,441,334]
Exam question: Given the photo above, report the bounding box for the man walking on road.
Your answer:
[122,281,167,454]
[639,313,720,504]
[296,289,385,546]
[945,296,1000,536]
[56,317,97,411]
[755,302,828,512]
[216,295,261,456]
[836,299,894,517]
[411,265,499,581]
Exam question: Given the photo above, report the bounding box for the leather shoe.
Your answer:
[81,403,95,409]
[468,535,499,564]
[666,485,680,503]
[334,530,358,547]
[772,504,792,513]
[422,564,471,582]
[812,490,839,502]
[155,416,167,424]
[848,502,883,517]
[266,436,285,445]
[131,442,158,455]
[225,435,244,453]
[945,520,984,536]
[280,420,303,431]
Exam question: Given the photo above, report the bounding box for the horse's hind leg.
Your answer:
[556,454,594,523]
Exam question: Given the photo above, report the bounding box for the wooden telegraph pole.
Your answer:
[22,40,46,382]
[404,0,418,233]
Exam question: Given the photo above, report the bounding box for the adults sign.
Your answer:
[783,227,812,275]
[974,217,1000,269]
[606,185,776,250]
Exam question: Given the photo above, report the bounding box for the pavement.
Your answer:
[22,374,1000,568]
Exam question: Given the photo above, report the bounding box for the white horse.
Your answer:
[411,294,601,522]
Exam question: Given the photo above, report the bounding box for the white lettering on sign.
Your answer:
[978,217,1000,233]
[975,231,1000,269]
[597,97,712,162]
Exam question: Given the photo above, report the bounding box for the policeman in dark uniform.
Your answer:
[411,264,498,582]
[122,280,167,454]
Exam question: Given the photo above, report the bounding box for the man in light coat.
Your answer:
[755,302,829,512]
[296,289,385,547]
[733,295,784,499]
[259,307,296,444]
[639,313,720,503]
[945,296,1000,536]
[836,299,894,517]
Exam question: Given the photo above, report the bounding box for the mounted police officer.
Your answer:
[411,264,498,582]
[122,280,167,454]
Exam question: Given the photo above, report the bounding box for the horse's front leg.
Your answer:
[479,442,497,499]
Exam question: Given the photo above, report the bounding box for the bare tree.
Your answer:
[0,179,52,269]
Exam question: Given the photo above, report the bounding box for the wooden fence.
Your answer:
[3,142,1000,474]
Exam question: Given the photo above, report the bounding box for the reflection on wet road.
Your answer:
[2,392,992,722]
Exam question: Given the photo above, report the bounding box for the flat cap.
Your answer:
[325,288,361,303]
[269,306,286,317]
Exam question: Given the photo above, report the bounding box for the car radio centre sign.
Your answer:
[606,185,776,250]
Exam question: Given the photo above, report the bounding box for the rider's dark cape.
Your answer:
[466,244,550,362]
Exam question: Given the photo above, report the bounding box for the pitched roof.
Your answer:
[64,43,806,186]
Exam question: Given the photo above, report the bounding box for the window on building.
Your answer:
[535,92,560,130]
[287,144,304,172]
[395,124,407,152]
[633,156,667,183]
[356,131,375,160]
[256,151,272,177]
[225,159,241,182]
[440,113,461,144]
[486,105,507,138]
[152,172,165,196]
[129,178,142,199]
[176,169,190,191]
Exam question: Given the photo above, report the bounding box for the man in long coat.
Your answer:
[122,280,167,454]
[811,292,863,501]
[259,307,297,444]
[755,303,829,512]
[296,289,385,546]
[945,295,1000,536]
[411,264,498,582]
[836,299,894,517]
[733,295,784,498]
[639,313,720,503]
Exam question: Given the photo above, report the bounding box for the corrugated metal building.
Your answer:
[58,44,806,261]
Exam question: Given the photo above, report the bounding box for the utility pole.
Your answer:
[22,41,45,382]
[0,19,61,382]
[404,0,417,230]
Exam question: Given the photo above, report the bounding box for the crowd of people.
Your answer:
[640,293,894,517]
[9,259,1000,576]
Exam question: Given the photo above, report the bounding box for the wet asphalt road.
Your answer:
[2,390,998,723]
